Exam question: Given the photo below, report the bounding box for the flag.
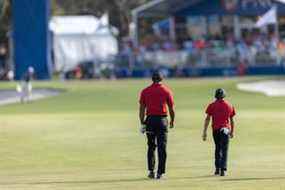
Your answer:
[256,6,277,27]
[276,0,285,4]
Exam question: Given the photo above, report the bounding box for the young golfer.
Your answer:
[202,88,236,176]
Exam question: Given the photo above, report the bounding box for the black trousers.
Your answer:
[145,116,168,174]
[213,130,229,170]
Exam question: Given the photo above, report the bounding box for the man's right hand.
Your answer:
[140,124,146,134]
[170,121,174,129]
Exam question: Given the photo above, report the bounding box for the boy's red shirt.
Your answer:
[206,99,236,131]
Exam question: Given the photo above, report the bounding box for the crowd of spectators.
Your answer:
[118,31,285,71]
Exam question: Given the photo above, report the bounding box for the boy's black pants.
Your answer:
[213,130,229,170]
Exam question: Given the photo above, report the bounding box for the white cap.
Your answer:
[28,66,35,74]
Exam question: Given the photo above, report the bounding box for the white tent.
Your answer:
[50,15,119,72]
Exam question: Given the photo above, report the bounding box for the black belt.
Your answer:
[148,115,167,118]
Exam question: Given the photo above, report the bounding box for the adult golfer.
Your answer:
[202,88,236,176]
[139,71,175,179]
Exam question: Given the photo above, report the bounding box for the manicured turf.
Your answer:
[0,77,284,190]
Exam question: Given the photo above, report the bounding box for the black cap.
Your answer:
[152,71,163,83]
[215,88,226,99]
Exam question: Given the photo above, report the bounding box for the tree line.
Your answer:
[0,0,151,42]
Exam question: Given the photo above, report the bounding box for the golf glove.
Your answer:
[220,127,230,135]
[140,124,146,134]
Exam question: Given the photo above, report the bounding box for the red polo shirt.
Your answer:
[139,83,174,116]
[206,99,236,131]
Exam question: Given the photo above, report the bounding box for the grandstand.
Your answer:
[126,0,285,77]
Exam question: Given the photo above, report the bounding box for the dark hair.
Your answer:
[215,88,226,99]
[152,71,163,83]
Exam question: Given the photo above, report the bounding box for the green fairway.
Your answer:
[0,77,284,190]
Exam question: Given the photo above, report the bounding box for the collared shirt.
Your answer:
[139,83,174,116]
[206,99,236,131]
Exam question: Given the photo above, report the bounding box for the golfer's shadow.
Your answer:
[221,176,285,182]
[172,175,214,180]
[171,175,285,182]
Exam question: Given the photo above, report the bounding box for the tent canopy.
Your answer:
[50,16,101,35]
[176,0,285,17]
[133,0,285,18]
[132,0,285,46]
[50,15,118,72]
[132,0,202,17]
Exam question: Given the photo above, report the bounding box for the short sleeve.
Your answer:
[206,104,213,116]
[230,106,236,117]
[139,91,146,105]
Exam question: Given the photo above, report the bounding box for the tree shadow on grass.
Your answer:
[221,177,285,182]
[0,178,149,186]
[0,175,216,186]
[6,175,280,186]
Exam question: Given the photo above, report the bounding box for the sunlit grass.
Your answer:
[0,77,283,189]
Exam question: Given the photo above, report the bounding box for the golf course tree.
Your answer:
[54,0,152,37]
[0,0,152,39]
[0,0,62,57]
[111,0,153,37]
[0,0,10,43]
